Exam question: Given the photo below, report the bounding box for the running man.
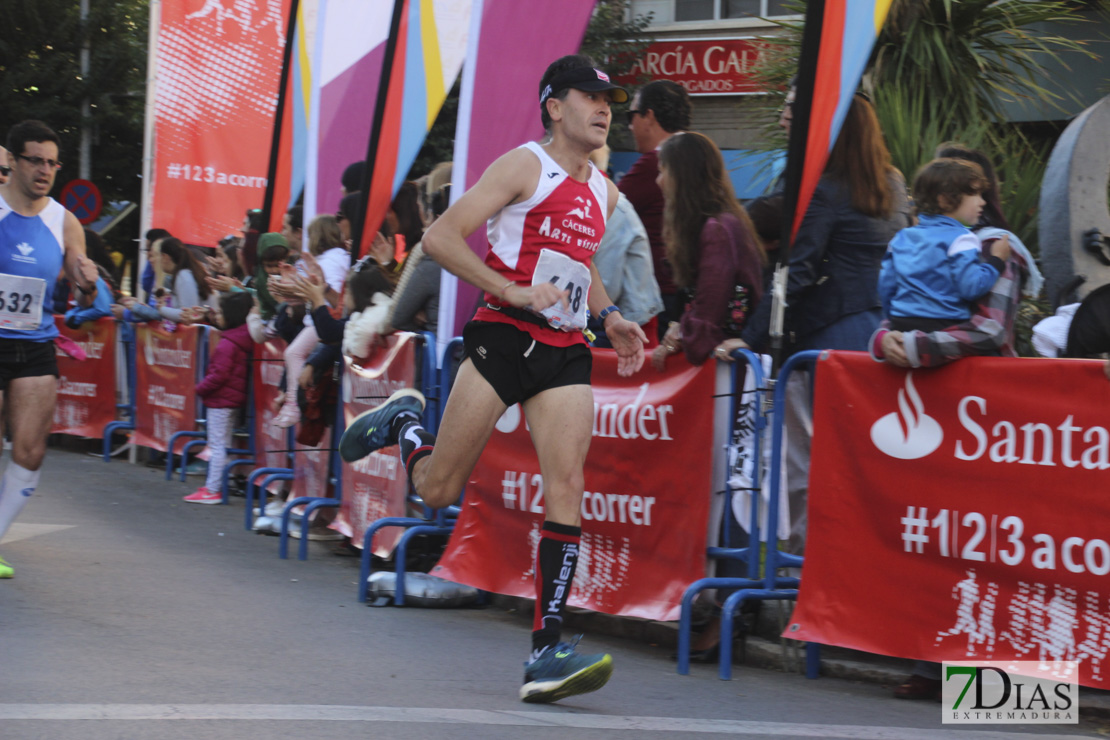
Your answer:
[339,55,646,702]
[0,121,100,578]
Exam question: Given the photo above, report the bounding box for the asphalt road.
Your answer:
[0,449,1104,739]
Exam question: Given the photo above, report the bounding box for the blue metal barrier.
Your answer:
[677,348,770,674]
[277,360,347,560]
[102,322,137,461]
[356,334,464,604]
[714,349,821,681]
[244,467,294,531]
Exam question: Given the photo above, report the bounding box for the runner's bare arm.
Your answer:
[605,178,618,220]
[588,261,646,377]
[62,210,98,308]
[423,148,568,312]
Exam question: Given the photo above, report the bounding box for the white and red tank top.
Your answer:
[473,141,610,347]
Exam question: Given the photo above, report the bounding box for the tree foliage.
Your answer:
[748,0,1101,256]
[579,0,655,80]
[0,0,147,209]
[872,0,1092,127]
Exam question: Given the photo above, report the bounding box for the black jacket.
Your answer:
[742,172,911,351]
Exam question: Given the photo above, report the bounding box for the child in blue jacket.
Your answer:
[879,158,1011,335]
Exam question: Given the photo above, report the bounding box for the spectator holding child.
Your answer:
[878,158,1011,355]
[872,144,1038,369]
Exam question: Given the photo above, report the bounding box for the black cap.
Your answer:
[540,67,628,105]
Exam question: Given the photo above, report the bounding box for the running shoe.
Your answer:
[183,487,222,504]
[519,637,613,703]
[339,388,425,462]
[0,555,12,579]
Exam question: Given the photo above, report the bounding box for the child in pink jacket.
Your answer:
[184,292,256,504]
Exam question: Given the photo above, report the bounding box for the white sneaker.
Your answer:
[264,500,288,518]
[251,516,279,534]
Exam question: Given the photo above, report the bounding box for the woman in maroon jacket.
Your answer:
[651,132,764,371]
[184,291,256,504]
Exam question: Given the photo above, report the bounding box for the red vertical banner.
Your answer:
[151,1,293,245]
[789,352,1110,689]
[133,324,201,452]
[252,337,290,474]
[432,352,716,621]
[52,317,117,437]
[334,334,417,556]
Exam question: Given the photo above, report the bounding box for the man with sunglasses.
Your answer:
[619,80,692,337]
[340,55,647,703]
[0,120,99,579]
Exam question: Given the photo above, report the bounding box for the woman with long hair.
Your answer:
[731,93,912,356]
[155,237,214,323]
[721,94,912,563]
[651,132,764,370]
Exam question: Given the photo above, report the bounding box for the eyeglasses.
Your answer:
[625,109,644,125]
[16,154,62,171]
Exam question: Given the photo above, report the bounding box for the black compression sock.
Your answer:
[397,421,435,481]
[531,521,581,660]
[389,409,422,442]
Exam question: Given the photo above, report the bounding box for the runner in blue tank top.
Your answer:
[0,121,100,579]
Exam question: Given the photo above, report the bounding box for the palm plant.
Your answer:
[872,0,1092,127]
[872,84,1051,250]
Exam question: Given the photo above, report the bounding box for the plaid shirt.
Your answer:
[871,243,1028,368]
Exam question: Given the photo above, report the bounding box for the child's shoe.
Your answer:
[183,487,222,505]
[272,404,301,429]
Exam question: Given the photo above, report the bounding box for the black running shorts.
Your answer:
[0,338,59,391]
[463,321,592,407]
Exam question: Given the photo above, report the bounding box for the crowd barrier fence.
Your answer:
[676,347,769,673]
[714,349,821,681]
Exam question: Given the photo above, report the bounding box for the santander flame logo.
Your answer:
[870,373,943,460]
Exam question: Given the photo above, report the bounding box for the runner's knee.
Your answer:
[11,442,45,471]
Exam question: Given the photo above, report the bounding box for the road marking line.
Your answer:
[0,704,1084,738]
[0,523,75,545]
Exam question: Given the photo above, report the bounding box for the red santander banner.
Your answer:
[334,334,418,556]
[52,317,117,438]
[790,352,1110,688]
[151,1,291,246]
[134,324,201,452]
[432,351,716,621]
[615,38,768,96]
